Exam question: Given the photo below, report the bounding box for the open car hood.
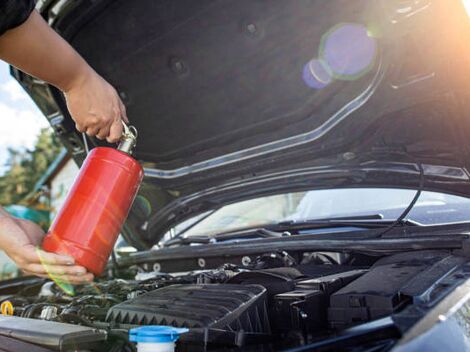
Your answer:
[12,0,470,249]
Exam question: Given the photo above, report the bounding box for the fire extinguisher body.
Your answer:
[43,147,143,275]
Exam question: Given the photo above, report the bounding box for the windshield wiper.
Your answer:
[164,214,419,247]
[163,228,284,247]
[271,214,419,232]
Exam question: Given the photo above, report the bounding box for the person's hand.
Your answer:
[63,69,129,143]
[0,216,93,284]
[0,10,129,142]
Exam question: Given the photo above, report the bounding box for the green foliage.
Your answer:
[0,128,62,206]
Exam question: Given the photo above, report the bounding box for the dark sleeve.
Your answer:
[0,0,35,36]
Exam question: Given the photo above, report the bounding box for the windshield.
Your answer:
[172,188,470,239]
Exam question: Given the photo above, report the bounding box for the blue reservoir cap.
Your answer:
[129,326,189,343]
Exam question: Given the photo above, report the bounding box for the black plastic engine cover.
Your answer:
[270,269,368,332]
[106,284,271,346]
[0,316,106,351]
[328,251,466,329]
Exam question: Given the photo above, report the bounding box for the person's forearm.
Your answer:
[0,8,126,143]
[0,10,92,92]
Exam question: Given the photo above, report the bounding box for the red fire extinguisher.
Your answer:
[42,124,143,276]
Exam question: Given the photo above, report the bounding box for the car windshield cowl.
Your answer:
[163,214,422,247]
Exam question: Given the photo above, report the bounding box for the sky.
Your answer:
[0,62,50,175]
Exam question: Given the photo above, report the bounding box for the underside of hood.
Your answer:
[12,0,470,248]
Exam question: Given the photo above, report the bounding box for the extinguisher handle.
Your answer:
[118,122,138,154]
[122,122,138,139]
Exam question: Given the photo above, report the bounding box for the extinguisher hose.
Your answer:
[82,132,90,154]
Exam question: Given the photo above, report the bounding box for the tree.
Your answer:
[0,128,62,206]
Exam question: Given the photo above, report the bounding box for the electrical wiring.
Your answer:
[374,161,424,238]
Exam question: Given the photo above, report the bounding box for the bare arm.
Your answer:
[0,10,128,142]
[0,9,89,92]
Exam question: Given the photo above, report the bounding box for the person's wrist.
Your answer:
[58,61,95,93]
[0,213,15,231]
[0,217,19,253]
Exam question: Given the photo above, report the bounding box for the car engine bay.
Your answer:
[0,249,469,352]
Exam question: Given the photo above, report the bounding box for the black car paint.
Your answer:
[12,0,470,248]
[7,1,470,351]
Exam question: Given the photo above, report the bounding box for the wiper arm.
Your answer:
[164,236,213,246]
[164,215,419,247]
[163,228,284,247]
[271,214,419,232]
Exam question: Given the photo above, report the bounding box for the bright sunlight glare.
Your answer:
[464,0,470,17]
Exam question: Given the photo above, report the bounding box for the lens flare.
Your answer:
[302,59,332,89]
[320,23,377,80]
[464,0,470,17]
[135,195,152,218]
[302,23,377,90]
[37,247,75,296]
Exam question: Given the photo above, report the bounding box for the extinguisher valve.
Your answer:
[118,123,138,155]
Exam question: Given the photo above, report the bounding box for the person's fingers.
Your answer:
[107,119,123,143]
[96,125,111,140]
[119,100,129,124]
[85,126,100,137]
[75,123,86,133]
[32,248,75,265]
[24,263,87,276]
[22,270,49,278]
